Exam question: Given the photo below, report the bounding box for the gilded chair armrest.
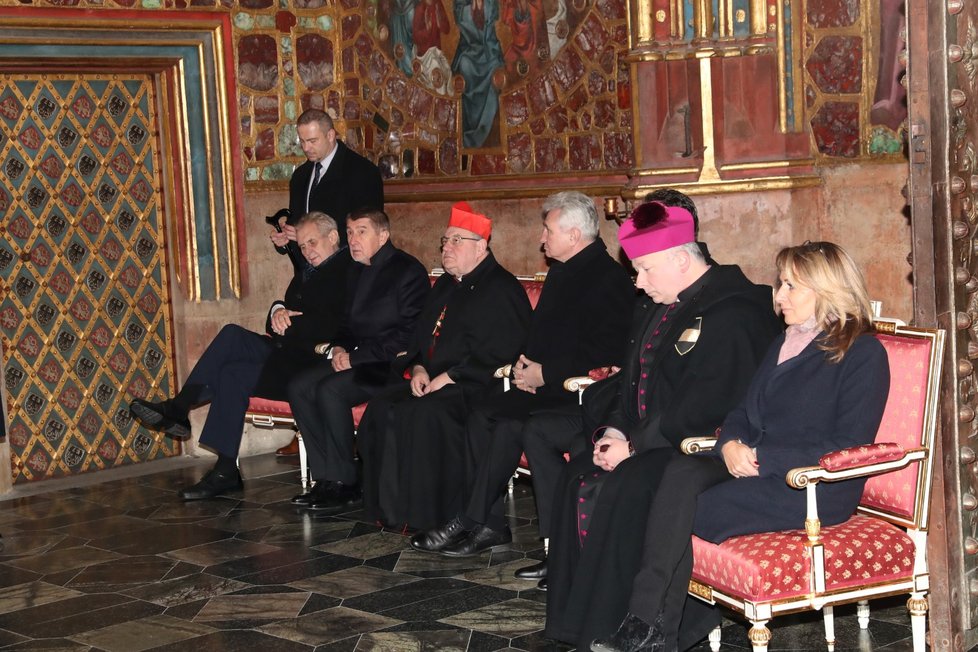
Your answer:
[563,376,595,392]
[495,364,513,379]
[787,446,927,489]
[680,437,718,454]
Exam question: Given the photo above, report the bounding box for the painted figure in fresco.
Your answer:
[545,0,569,59]
[452,0,504,148]
[413,0,453,94]
[414,0,451,57]
[500,0,547,79]
[379,0,419,76]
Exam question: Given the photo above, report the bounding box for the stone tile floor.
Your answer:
[0,453,924,651]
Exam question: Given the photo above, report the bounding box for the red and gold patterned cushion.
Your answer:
[861,334,932,520]
[819,442,905,471]
[691,515,915,602]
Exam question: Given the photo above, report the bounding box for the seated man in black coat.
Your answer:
[287,207,430,514]
[357,202,533,531]
[410,191,635,560]
[544,200,782,649]
[129,212,352,500]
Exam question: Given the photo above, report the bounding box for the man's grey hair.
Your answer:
[296,211,338,237]
[541,191,600,241]
[673,241,706,264]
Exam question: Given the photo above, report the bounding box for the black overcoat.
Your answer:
[253,250,352,398]
[331,241,431,383]
[695,331,891,541]
[523,238,635,398]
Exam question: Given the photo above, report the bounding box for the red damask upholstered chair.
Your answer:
[680,323,945,652]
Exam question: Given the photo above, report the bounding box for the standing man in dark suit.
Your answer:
[129,212,353,500]
[287,207,430,514]
[410,191,635,560]
[358,202,533,531]
[271,109,384,278]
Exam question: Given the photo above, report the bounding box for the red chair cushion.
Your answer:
[691,514,915,602]
[352,403,367,429]
[246,397,294,418]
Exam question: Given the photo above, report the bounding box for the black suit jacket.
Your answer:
[331,241,430,384]
[253,250,353,397]
[280,140,384,275]
[402,251,532,392]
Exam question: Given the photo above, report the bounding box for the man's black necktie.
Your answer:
[311,161,322,192]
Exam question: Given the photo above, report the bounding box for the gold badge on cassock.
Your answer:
[674,316,702,356]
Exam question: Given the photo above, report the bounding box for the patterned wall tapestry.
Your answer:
[0,73,178,482]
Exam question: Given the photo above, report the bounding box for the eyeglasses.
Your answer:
[802,240,826,253]
[440,235,481,248]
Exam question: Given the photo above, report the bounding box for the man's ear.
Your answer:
[328,230,340,246]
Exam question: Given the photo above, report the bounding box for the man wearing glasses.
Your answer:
[357,202,533,530]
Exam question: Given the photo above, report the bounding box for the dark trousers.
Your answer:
[629,454,730,649]
[185,324,274,459]
[359,381,475,530]
[286,364,383,485]
[462,391,584,534]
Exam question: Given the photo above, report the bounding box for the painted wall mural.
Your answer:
[0,0,906,188]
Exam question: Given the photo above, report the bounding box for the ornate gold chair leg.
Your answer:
[748,620,771,652]
[907,593,928,652]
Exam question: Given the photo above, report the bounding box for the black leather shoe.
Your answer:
[291,482,326,506]
[514,559,547,580]
[441,524,512,557]
[178,468,243,501]
[130,399,191,439]
[537,577,547,591]
[590,612,665,652]
[307,482,362,514]
[411,517,470,552]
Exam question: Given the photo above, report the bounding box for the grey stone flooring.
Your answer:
[0,454,924,650]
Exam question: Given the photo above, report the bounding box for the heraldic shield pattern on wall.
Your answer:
[0,73,179,483]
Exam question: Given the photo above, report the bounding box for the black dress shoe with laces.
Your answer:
[307,481,362,514]
[441,524,512,557]
[514,559,547,580]
[410,516,469,552]
[590,612,665,652]
[129,399,191,439]
[178,468,243,501]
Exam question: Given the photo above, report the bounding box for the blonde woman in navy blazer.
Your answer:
[592,242,891,652]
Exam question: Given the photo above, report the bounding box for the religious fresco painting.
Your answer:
[0,73,180,483]
[369,0,586,149]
